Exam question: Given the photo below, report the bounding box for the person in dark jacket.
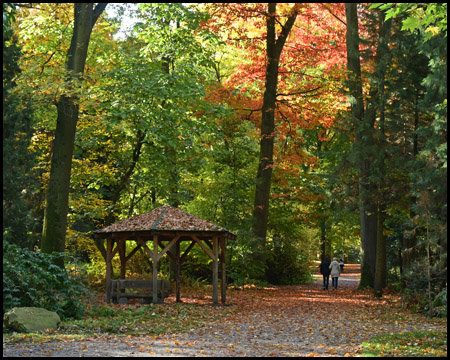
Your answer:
[319,256,331,290]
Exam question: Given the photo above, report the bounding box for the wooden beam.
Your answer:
[105,237,113,303]
[212,236,219,304]
[180,240,196,263]
[176,239,181,302]
[220,237,227,304]
[136,237,153,258]
[157,235,180,261]
[192,235,216,260]
[157,239,176,262]
[125,242,142,263]
[160,243,177,262]
[119,239,126,280]
[111,238,126,259]
[204,239,213,250]
[152,234,158,304]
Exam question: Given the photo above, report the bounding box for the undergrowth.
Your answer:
[359,330,447,357]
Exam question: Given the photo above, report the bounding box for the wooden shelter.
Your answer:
[94,205,236,304]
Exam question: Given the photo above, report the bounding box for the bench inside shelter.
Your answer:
[111,279,171,304]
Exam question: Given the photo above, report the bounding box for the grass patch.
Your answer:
[62,302,234,336]
[3,332,89,345]
[359,330,447,357]
[4,298,235,345]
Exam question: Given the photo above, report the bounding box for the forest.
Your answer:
[3,3,447,357]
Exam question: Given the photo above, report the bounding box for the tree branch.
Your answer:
[276,86,322,98]
[274,4,300,57]
[320,4,346,26]
[92,3,108,27]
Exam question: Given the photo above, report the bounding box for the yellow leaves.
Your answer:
[425,26,440,37]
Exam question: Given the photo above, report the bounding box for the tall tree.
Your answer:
[202,3,347,280]
[251,3,299,271]
[372,11,391,297]
[41,3,107,264]
[345,3,378,288]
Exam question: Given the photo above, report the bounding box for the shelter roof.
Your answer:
[95,205,235,238]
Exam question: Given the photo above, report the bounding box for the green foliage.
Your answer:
[432,287,447,317]
[400,256,446,316]
[2,3,16,38]
[3,29,39,248]
[372,3,447,42]
[179,246,214,283]
[266,243,313,285]
[264,207,316,284]
[360,330,447,357]
[4,2,446,299]
[3,240,90,320]
[136,3,215,64]
[228,229,267,284]
[185,117,259,231]
[358,261,375,289]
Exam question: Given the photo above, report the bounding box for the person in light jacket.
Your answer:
[329,257,341,290]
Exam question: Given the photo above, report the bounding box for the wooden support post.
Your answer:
[105,237,113,303]
[220,237,227,304]
[212,236,219,304]
[119,239,126,280]
[152,235,158,304]
[176,239,181,302]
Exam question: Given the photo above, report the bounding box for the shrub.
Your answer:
[228,229,267,283]
[3,240,90,320]
[432,287,447,317]
[265,241,313,285]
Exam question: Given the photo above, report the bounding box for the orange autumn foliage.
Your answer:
[201,3,348,212]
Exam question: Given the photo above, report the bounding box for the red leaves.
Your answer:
[201,4,349,218]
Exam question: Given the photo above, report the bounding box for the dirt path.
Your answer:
[3,264,446,357]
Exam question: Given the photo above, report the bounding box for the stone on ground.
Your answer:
[4,307,61,333]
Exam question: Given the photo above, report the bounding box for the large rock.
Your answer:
[4,307,61,333]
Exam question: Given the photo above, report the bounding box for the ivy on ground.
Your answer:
[3,240,90,321]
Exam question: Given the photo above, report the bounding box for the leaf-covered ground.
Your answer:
[3,264,447,357]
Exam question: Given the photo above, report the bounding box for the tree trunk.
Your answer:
[319,219,331,261]
[374,206,386,297]
[345,3,378,288]
[41,4,107,264]
[320,221,326,261]
[402,90,420,271]
[251,3,298,276]
[373,12,391,297]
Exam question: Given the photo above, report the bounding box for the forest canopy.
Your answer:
[3,3,447,313]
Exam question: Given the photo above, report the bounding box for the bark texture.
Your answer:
[42,4,107,261]
[252,3,298,273]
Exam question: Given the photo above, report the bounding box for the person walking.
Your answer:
[319,256,331,290]
[329,257,340,290]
